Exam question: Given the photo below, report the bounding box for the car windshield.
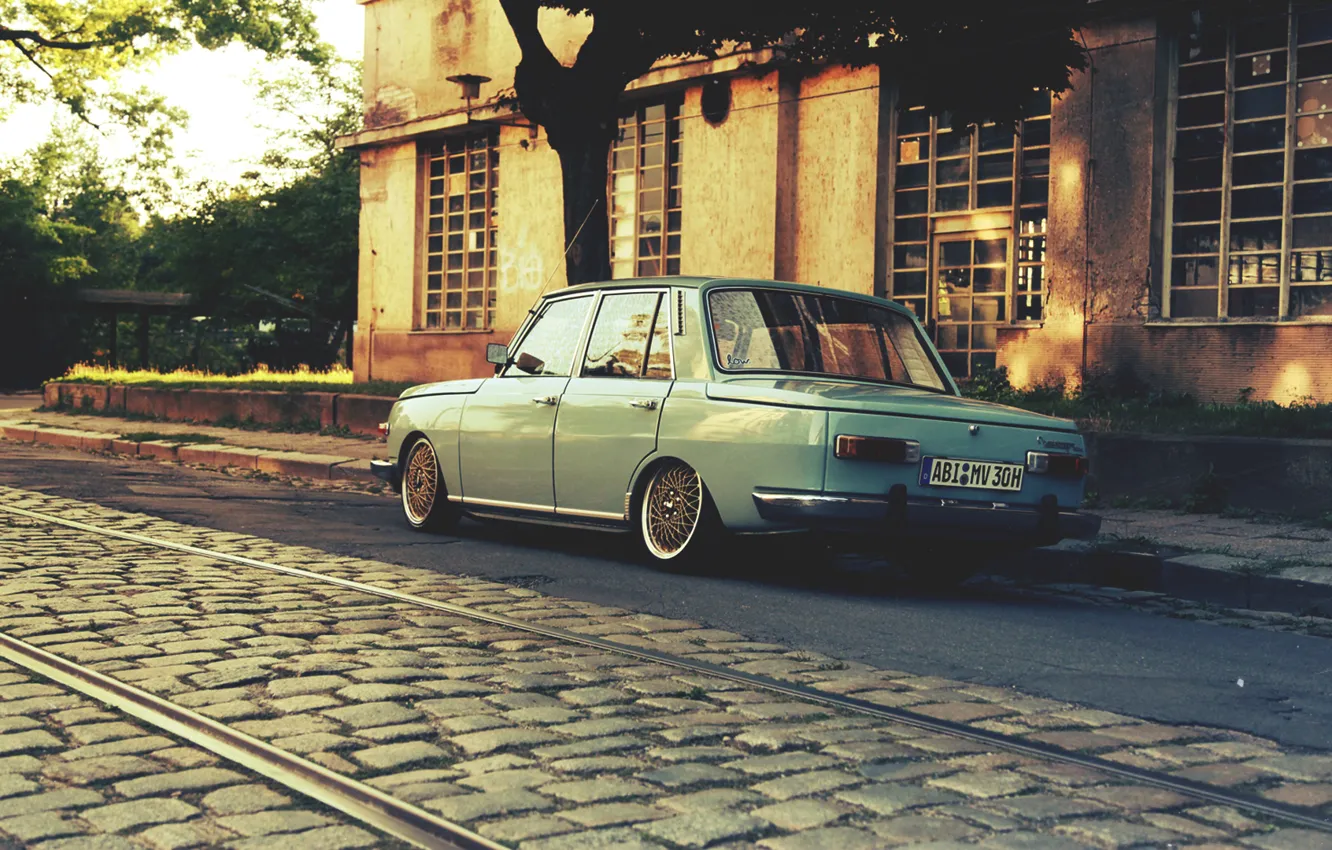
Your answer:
[708,288,950,392]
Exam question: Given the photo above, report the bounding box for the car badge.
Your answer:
[969,424,980,435]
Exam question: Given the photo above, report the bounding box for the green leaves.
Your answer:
[1,0,328,121]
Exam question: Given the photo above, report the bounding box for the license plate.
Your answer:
[919,457,1024,492]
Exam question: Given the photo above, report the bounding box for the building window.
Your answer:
[889,91,1051,377]
[422,133,499,330]
[610,100,683,278]
[1168,4,1332,319]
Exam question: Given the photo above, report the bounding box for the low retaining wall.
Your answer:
[1087,433,1332,518]
[48,383,394,436]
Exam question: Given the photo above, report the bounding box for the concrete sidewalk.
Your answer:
[1053,508,1332,584]
[0,403,385,483]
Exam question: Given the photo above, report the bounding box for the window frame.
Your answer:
[1164,3,1332,322]
[499,293,596,378]
[578,288,676,380]
[418,131,500,332]
[608,99,684,279]
[888,96,1052,335]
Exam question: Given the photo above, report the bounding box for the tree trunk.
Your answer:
[555,132,613,286]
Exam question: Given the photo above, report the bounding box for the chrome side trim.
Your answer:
[554,506,625,520]
[461,497,554,513]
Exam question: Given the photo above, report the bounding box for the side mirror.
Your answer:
[485,343,508,366]
[514,352,545,375]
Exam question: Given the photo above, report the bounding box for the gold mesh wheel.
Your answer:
[641,462,703,560]
[402,439,439,527]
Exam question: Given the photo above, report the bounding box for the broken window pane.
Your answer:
[1172,256,1220,288]
[1177,94,1226,128]
[1230,186,1285,219]
[936,157,970,184]
[1177,127,1225,158]
[1171,288,1219,317]
[1229,219,1282,251]
[1231,153,1286,185]
[1234,119,1287,152]
[936,186,970,212]
[1293,214,1332,247]
[1290,284,1332,315]
[1173,224,1222,254]
[1299,42,1332,78]
[893,271,927,296]
[977,182,1013,209]
[895,162,927,189]
[1235,84,1287,119]
[1301,7,1332,43]
[1178,61,1225,95]
[1228,287,1280,317]
[1237,15,1288,54]
[1174,191,1223,222]
[1294,180,1332,213]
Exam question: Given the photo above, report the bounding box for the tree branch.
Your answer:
[495,0,560,71]
[0,26,107,50]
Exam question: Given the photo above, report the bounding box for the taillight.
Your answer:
[835,435,921,463]
[378,422,390,438]
[1026,451,1086,477]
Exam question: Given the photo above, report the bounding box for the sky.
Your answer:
[0,0,365,188]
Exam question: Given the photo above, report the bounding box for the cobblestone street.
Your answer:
[0,484,1329,848]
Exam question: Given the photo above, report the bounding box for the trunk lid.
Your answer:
[706,377,1076,434]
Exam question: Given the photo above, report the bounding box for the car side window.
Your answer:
[503,296,593,377]
[582,292,672,379]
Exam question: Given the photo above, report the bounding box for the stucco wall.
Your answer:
[356,124,568,385]
[361,0,590,128]
[354,141,418,382]
[679,72,782,280]
[1000,16,1162,391]
[791,67,881,295]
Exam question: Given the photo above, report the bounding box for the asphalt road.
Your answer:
[2,441,1330,750]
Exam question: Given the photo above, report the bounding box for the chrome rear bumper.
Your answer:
[752,488,1101,543]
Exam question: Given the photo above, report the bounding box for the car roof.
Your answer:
[555,276,916,318]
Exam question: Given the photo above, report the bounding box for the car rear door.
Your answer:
[554,289,673,520]
[458,294,594,510]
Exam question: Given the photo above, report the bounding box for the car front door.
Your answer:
[555,289,673,520]
[458,294,594,510]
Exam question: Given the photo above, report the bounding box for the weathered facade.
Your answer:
[340,1,1332,403]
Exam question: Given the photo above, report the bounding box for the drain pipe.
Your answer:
[1080,32,1097,390]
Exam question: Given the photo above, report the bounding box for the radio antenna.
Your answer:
[526,198,601,318]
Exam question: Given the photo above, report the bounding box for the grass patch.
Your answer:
[50,363,413,398]
[121,431,216,445]
[964,365,1332,439]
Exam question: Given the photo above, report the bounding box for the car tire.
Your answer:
[636,460,719,567]
[401,437,460,532]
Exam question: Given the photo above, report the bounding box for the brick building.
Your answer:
[337,1,1332,403]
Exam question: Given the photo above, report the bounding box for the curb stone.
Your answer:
[0,425,377,485]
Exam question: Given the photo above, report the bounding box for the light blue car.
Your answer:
[372,277,1099,571]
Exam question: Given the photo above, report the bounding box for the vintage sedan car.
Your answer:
[372,277,1100,568]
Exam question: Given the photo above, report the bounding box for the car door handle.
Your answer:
[532,395,558,406]
[628,398,659,410]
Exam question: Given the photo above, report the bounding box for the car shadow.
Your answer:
[444,517,1025,603]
